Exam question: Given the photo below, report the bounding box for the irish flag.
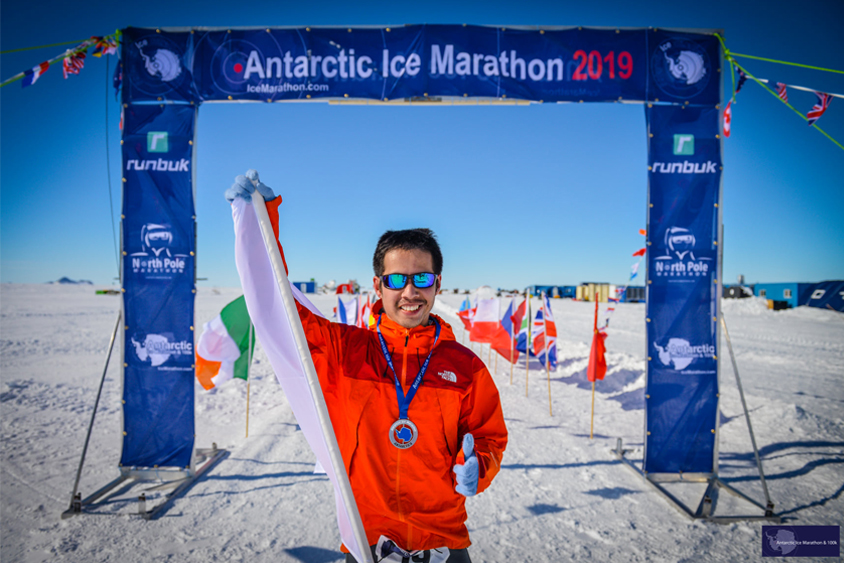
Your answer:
[195,295,255,390]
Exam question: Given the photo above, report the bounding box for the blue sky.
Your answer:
[2,0,842,290]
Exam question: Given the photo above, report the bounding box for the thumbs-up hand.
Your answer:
[453,433,479,497]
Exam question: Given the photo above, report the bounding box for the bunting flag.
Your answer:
[631,262,640,280]
[92,35,119,57]
[735,68,748,95]
[632,247,646,257]
[62,49,86,79]
[638,229,647,236]
[587,299,608,383]
[807,92,832,126]
[775,82,788,103]
[195,295,255,391]
[723,100,732,138]
[21,62,49,88]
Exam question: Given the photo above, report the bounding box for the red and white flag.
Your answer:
[775,82,788,103]
[807,92,832,126]
[62,50,86,79]
[723,100,732,138]
[470,298,502,343]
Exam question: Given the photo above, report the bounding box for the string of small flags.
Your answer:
[723,65,841,138]
[1,31,121,89]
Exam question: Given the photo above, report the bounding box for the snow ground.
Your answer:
[1,284,842,562]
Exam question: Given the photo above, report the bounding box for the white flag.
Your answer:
[232,197,370,563]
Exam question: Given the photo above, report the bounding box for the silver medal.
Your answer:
[389,419,418,449]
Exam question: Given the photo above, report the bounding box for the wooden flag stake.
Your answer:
[525,293,531,397]
[542,293,552,417]
[246,321,253,438]
[590,380,595,439]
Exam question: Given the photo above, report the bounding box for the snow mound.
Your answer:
[721,296,770,316]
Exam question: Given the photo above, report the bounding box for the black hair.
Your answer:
[372,228,443,276]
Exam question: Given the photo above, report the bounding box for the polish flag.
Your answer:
[470,298,502,343]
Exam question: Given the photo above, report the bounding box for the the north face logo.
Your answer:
[438,370,457,383]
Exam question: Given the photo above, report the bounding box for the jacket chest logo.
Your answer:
[438,370,457,383]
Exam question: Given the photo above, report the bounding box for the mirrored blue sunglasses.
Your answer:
[380,273,438,290]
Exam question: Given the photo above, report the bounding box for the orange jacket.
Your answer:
[266,199,508,551]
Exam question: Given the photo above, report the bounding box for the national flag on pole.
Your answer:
[492,298,519,362]
[723,100,732,138]
[587,299,608,382]
[357,295,373,329]
[632,247,646,257]
[336,296,358,326]
[631,262,640,280]
[515,299,535,357]
[775,82,788,103]
[195,295,256,390]
[532,295,557,369]
[21,62,49,88]
[470,298,502,343]
[456,296,474,330]
[232,196,369,563]
[62,49,86,79]
[807,92,832,126]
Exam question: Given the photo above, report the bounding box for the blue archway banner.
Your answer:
[121,25,720,105]
[119,24,723,475]
[121,103,196,469]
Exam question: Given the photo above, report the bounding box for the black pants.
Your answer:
[345,546,471,563]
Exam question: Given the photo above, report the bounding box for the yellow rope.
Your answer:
[730,52,844,75]
[0,39,88,55]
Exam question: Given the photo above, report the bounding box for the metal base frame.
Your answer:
[61,444,228,520]
[613,439,780,524]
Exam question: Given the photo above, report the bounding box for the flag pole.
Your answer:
[590,380,595,440]
[543,293,552,417]
[509,296,515,385]
[246,321,253,438]
[250,188,373,563]
[525,292,531,398]
[590,292,599,440]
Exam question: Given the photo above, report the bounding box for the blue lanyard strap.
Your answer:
[376,315,441,420]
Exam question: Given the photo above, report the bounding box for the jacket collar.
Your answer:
[370,299,456,345]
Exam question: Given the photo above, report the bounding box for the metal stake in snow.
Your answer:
[248,172,373,563]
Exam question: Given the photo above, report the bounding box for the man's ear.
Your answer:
[373,276,382,299]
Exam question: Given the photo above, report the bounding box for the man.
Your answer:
[227,173,507,563]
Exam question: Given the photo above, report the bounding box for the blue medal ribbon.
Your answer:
[376,314,441,420]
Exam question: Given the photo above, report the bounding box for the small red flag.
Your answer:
[632,247,646,257]
[587,299,607,382]
[638,229,647,236]
[723,100,732,138]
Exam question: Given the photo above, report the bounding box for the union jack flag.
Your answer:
[806,91,832,126]
[775,82,788,103]
[62,50,86,79]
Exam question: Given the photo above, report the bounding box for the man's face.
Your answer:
[374,248,440,330]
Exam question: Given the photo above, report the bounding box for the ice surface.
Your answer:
[1,284,842,562]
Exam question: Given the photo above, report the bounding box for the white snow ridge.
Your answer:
[1,284,842,562]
